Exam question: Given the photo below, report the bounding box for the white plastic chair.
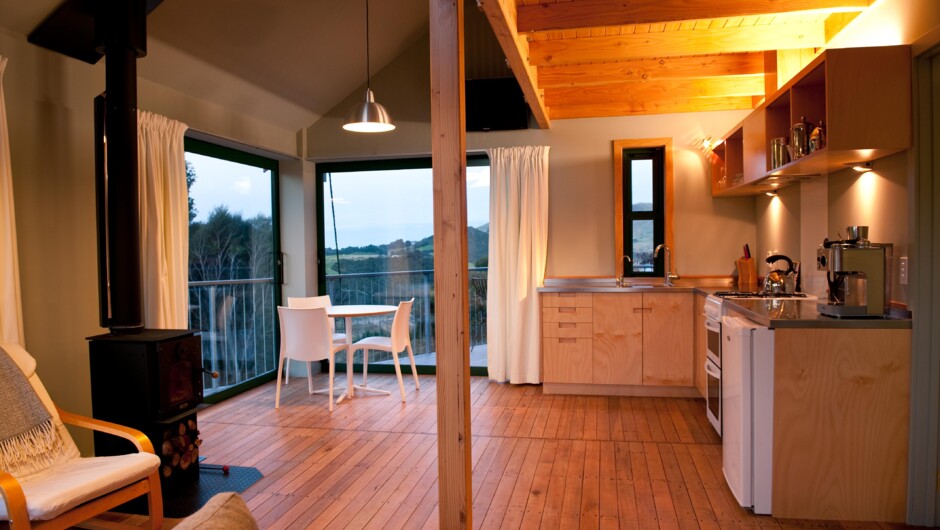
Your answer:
[0,342,162,530]
[275,306,345,412]
[351,298,420,402]
[284,295,347,384]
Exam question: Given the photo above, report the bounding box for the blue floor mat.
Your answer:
[161,464,263,518]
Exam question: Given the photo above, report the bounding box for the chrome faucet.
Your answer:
[617,255,632,287]
[654,244,678,286]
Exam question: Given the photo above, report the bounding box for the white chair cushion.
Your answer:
[0,452,160,521]
[353,336,392,350]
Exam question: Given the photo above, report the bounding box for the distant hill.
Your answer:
[325,225,489,274]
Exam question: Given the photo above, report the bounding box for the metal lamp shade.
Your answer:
[343,88,395,133]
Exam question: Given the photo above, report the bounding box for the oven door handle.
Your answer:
[704,361,721,378]
[704,318,721,333]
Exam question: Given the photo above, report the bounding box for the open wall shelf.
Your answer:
[712,45,911,197]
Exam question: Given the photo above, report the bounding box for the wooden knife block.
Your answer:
[737,258,758,290]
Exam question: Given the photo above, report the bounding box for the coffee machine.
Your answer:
[816,226,892,318]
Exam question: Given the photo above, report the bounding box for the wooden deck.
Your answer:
[159,373,915,529]
[376,344,489,369]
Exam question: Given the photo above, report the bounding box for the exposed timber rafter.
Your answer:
[543,74,765,107]
[537,53,764,88]
[528,22,828,66]
[550,96,756,119]
[517,0,872,34]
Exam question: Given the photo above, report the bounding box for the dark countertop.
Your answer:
[721,298,912,329]
[538,278,911,329]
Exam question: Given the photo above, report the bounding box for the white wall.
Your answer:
[2,27,105,451]
[827,152,910,304]
[0,26,303,452]
[755,183,801,286]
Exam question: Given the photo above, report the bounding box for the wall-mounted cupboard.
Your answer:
[712,45,911,197]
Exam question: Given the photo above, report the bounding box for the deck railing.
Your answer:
[189,278,277,394]
[324,268,488,362]
[189,268,487,395]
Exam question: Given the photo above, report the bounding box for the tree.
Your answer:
[247,214,274,278]
[186,161,198,222]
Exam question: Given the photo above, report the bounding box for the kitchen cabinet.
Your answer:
[541,291,696,396]
[642,293,693,386]
[542,292,593,384]
[592,293,643,385]
[712,45,911,196]
[772,328,910,522]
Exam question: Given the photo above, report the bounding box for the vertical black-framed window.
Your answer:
[622,147,665,277]
[184,137,282,402]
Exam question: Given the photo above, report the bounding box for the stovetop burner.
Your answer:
[712,291,810,299]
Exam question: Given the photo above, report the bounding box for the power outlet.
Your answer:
[899,256,909,285]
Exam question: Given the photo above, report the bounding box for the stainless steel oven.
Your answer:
[704,295,723,435]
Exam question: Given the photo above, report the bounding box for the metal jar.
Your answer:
[791,117,809,159]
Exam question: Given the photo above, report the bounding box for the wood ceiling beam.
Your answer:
[824,11,861,42]
[517,0,872,33]
[544,75,765,107]
[550,96,756,119]
[529,22,827,66]
[538,53,764,88]
[478,0,551,128]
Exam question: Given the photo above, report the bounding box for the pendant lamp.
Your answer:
[343,0,395,133]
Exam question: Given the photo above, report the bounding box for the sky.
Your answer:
[185,152,490,249]
[186,152,273,223]
[323,166,490,248]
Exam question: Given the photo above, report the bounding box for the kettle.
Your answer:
[763,254,795,294]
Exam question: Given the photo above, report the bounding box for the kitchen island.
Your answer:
[722,297,912,523]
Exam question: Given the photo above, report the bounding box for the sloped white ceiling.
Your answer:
[147,0,429,119]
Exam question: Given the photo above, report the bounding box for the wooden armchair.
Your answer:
[0,343,163,530]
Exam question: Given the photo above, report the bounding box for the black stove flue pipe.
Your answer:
[98,0,147,333]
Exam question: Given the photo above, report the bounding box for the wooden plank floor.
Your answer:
[160,373,918,529]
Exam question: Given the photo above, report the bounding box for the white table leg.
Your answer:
[336,316,355,404]
[335,312,392,403]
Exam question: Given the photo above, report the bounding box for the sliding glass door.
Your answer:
[185,138,281,400]
[316,156,489,375]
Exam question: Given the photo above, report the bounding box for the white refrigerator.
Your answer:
[721,316,774,515]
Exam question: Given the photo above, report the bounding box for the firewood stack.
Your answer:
[160,417,202,481]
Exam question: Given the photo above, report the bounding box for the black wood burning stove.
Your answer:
[89,329,205,484]
[31,0,210,489]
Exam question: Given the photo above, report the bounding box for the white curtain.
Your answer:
[0,56,24,346]
[486,145,550,384]
[138,111,189,329]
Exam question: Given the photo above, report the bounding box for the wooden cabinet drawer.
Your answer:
[542,306,592,323]
[543,321,592,338]
[542,292,592,307]
[543,337,593,384]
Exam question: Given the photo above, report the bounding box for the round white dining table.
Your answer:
[327,304,397,404]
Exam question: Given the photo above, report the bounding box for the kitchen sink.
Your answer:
[540,277,688,292]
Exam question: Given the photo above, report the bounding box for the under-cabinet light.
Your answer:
[847,162,873,172]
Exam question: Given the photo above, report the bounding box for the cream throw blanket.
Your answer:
[0,345,67,476]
